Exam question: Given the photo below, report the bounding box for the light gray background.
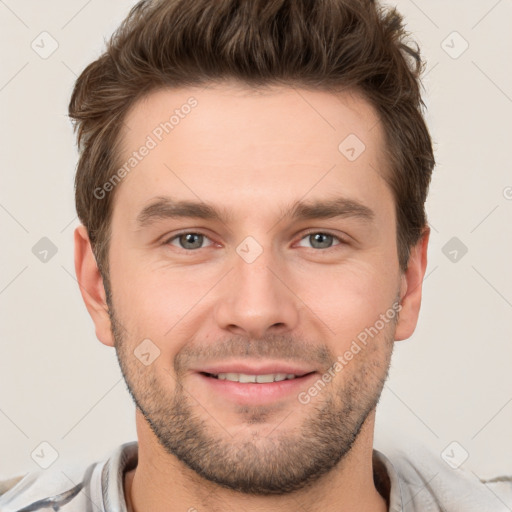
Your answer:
[1,0,511,484]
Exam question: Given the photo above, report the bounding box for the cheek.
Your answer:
[111,260,215,343]
[296,261,398,347]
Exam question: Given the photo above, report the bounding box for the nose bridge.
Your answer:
[214,238,299,337]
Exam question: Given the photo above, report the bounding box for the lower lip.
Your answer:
[194,372,318,405]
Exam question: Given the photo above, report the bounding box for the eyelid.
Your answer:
[163,230,216,249]
[295,229,348,249]
[163,229,349,251]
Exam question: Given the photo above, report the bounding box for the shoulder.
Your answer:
[375,443,512,511]
[0,457,104,511]
[0,475,25,496]
[0,441,137,512]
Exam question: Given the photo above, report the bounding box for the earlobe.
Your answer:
[74,225,115,347]
[394,227,430,341]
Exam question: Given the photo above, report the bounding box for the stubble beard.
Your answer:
[107,291,395,496]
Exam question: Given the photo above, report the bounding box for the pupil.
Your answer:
[181,233,202,249]
[311,233,332,249]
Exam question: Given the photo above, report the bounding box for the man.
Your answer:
[1,0,510,510]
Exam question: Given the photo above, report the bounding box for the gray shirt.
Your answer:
[0,441,510,511]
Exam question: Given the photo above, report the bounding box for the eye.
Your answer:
[165,232,215,250]
[297,232,344,250]
[163,231,346,251]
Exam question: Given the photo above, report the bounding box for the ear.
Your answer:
[395,227,430,341]
[74,225,115,347]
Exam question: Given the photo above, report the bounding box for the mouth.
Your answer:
[199,371,315,383]
[193,369,319,405]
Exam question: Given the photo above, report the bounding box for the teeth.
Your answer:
[215,372,298,383]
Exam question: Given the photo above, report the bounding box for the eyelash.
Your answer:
[163,230,348,252]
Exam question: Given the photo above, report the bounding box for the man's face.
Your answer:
[103,84,405,494]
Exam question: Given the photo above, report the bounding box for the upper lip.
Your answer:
[194,361,317,377]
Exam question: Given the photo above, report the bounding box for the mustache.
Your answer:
[174,333,335,375]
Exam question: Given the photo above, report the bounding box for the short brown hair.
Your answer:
[69,0,435,281]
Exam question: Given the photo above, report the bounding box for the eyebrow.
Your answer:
[135,195,375,228]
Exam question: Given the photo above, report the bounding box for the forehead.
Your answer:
[121,83,384,155]
[113,83,392,225]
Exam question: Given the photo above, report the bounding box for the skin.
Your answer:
[74,82,429,512]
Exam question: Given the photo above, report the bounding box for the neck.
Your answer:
[124,410,388,512]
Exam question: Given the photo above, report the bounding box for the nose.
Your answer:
[214,244,300,339]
